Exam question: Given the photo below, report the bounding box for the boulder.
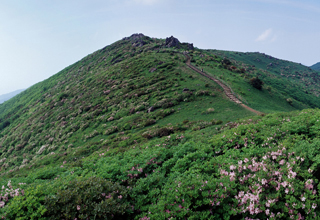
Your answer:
[165,36,180,48]
[148,106,155,113]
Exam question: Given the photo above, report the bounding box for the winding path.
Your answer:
[184,53,263,115]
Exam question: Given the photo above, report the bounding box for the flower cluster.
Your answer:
[0,180,25,209]
[217,146,318,219]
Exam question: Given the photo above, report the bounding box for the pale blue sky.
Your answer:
[0,0,319,95]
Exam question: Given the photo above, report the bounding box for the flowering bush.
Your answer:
[44,176,132,219]
[0,180,25,209]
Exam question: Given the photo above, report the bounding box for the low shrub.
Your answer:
[45,177,132,219]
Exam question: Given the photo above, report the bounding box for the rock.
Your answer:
[149,67,157,73]
[188,43,194,50]
[123,33,148,47]
[123,33,145,41]
[165,36,180,48]
[148,106,155,113]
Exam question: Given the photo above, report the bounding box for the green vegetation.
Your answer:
[1,34,320,219]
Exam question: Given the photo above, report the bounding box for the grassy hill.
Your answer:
[1,34,320,219]
[207,50,320,109]
[311,62,320,71]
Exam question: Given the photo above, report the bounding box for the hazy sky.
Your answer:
[0,0,319,96]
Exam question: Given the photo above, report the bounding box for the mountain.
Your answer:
[0,89,25,104]
[1,34,320,219]
[311,62,320,71]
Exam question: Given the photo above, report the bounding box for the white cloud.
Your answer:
[132,0,159,5]
[256,28,273,42]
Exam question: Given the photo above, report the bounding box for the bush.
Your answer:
[144,119,156,127]
[249,77,264,90]
[4,185,47,220]
[45,177,132,219]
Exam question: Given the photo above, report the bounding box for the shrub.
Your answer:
[249,77,264,90]
[144,119,156,127]
[45,177,132,220]
[4,185,47,220]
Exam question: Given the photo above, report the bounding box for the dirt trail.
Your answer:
[184,53,263,115]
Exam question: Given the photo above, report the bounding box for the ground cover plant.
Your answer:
[2,109,320,219]
[1,34,320,219]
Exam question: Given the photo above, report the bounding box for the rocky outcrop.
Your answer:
[123,33,145,41]
[165,36,180,48]
[123,33,147,47]
[188,43,194,50]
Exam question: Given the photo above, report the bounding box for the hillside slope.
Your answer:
[0,34,255,174]
[207,50,320,109]
[0,34,319,175]
[311,62,320,71]
[1,34,320,219]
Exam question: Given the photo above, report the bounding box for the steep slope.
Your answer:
[311,62,320,71]
[0,89,25,104]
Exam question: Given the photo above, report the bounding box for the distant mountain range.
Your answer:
[310,62,320,71]
[0,89,25,104]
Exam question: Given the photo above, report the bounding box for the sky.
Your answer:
[0,0,319,96]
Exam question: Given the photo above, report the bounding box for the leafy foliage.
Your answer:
[45,177,131,219]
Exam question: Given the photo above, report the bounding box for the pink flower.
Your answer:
[77,205,80,210]
[265,209,270,215]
